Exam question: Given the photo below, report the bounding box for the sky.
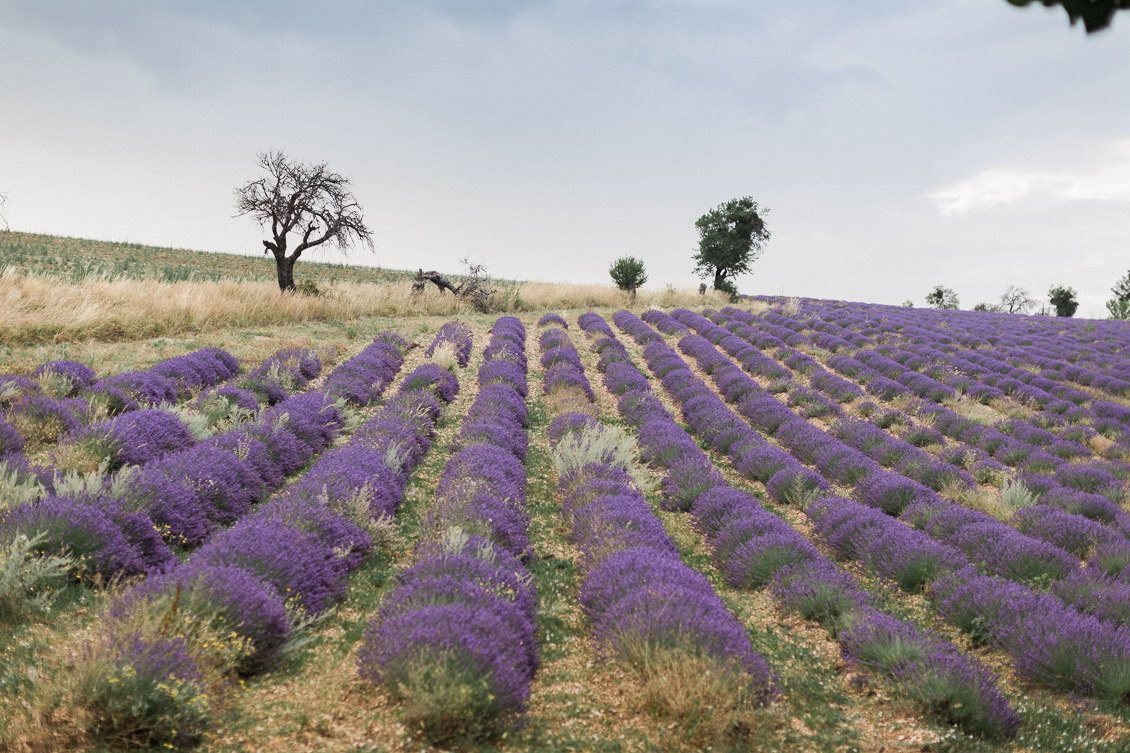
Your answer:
[1,1,1129,316]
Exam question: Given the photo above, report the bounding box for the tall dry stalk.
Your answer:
[1,268,725,345]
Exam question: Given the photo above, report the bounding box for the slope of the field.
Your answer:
[0,231,414,286]
[4,278,1130,751]
[0,232,717,349]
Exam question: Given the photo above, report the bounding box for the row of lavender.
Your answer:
[778,297,1130,401]
[358,318,540,743]
[684,306,1130,552]
[598,310,1019,738]
[543,313,777,740]
[63,330,465,748]
[639,306,1130,704]
[0,344,330,467]
[720,302,1130,470]
[675,307,1130,619]
[0,335,406,590]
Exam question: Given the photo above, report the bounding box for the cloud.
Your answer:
[929,140,1130,214]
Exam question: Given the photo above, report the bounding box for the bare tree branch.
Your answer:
[234,150,374,291]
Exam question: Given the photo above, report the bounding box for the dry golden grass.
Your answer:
[0,268,725,346]
[940,395,1005,426]
[518,281,730,311]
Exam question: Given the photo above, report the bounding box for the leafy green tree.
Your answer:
[1112,270,1130,302]
[973,302,1002,312]
[925,285,959,310]
[693,197,770,298]
[1048,285,1079,317]
[608,256,648,300]
[1006,0,1129,33]
[1107,298,1130,320]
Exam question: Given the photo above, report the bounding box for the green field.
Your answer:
[0,230,416,286]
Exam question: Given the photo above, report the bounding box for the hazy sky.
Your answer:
[2,1,1128,315]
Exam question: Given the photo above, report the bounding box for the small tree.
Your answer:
[973,302,1002,312]
[235,150,373,292]
[1112,270,1130,302]
[925,285,959,310]
[0,190,9,232]
[1048,285,1079,317]
[1000,285,1036,314]
[693,196,770,298]
[609,256,648,301]
[1107,298,1130,320]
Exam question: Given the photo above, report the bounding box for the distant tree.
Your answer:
[608,256,648,301]
[693,197,770,298]
[234,150,373,292]
[1000,285,1036,314]
[973,302,1002,312]
[925,285,959,310]
[1005,0,1129,33]
[0,190,9,232]
[1048,285,1079,317]
[1112,270,1130,302]
[1107,298,1130,320]
[901,299,914,308]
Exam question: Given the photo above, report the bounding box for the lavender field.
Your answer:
[3,298,1130,752]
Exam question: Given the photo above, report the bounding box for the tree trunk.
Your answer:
[714,269,726,290]
[276,256,296,292]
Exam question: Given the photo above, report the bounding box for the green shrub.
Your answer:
[0,532,71,622]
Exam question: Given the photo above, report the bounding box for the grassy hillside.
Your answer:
[0,231,722,350]
[0,230,415,286]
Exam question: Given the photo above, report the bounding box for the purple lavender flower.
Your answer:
[571,493,679,563]
[193,517,346,615]
[1014,504,1122,558]
[770,560,871,627]
[951,522,1075,584]
[255,495,373,573]
[5,395,84,446]
[79,409,196,469]
[765,465,829,505]
[839,608,1020,739]
[99,370,181,406]
[260,391,345,453]
[1052,569,1130,628]
[425,321,474,367]
[0,496,148,581]
[198,383,260,413]
[577,313,614,337]
[290,444,406,518]
[34,360,97,394]
[853,471,932,516]
[358,602,533,734]
[0,418,23,456]
[0,375,40,406]
[547,412,599,446]
[537,313,568,328]
[118,563,291,674]
[400,363,459,403]
[660,457,726,511]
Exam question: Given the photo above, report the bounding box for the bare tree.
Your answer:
[411,259,501,313]
[1000,285,1036,314]
[0,191,9,232]
[234,150,373,292]
[455,258,499,313]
